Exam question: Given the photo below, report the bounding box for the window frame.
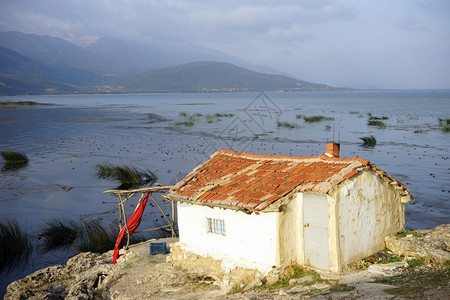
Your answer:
[206,217,226,236]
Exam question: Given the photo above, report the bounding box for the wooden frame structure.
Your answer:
[103,185,175,249]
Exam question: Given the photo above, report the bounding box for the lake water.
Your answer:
[0,90,449,294]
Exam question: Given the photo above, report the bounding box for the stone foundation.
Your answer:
[167,243,268,290]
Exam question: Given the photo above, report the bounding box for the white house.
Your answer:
[166,144,412,274]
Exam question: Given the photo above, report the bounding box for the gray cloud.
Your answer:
[0,0,449,88]
[393,16,427,31]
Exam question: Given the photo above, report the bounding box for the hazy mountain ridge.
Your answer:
[112,61,335,93]
[0,46,85,94]
[0,31,346,95]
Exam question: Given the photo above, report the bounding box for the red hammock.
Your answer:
[112,192,150,264]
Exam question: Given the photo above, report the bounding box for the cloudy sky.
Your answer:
[1,0,449,89]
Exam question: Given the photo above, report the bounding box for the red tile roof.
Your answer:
[168,149,410,212]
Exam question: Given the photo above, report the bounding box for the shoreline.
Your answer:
[2,88,450,98]
[5,225,449,299]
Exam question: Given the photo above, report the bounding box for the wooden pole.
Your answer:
[171,199,176,237]
[136,225,172,233]
[104,185,177,250]
[103,185,172,195]
[117,194,124,230]
[150,194,176,238]
[118,192,135,248]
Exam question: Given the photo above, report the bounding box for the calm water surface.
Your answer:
[0,90,449,294]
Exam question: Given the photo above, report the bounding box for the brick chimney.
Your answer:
[326,142,340,158]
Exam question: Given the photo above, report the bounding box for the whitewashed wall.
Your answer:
[177,202,279,274]
[334,170,405,269]
[278,194,302,266]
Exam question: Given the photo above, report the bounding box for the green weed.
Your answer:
[380,256,403,264]
[438,118,450,132]
[254,266,321,291]
[367,120,386,129]
[329,284,356,292]
[177,112,234,126]
[0,219,32,273]
[0,101,39,105]
[375,266,450,298]
[360,135,377,147]
[277,120,299,129]
[367,114,388,129]
[438,118,450,126]
[77,221,117,253]
[228,283,246,294]
[395,230,425,238]
[96,164,157,189]
[39,218,80,251]
[1,151,29,170]
[301,115,334,123]
[413,129,428,134]
[407,257,426,269]
[174,120,194,127]
[368,113,389,120]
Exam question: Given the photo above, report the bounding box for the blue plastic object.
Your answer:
[150,242,167,255]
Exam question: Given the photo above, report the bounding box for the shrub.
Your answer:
[277,120,299,129]
[367,120,386,129]
[0,219,32,273]
[438,118,450,132]
[39,218,81,251]
[413,129,428,134]
[77,221,118,253]
[407,257,426,269]
[360,135,377,147]
[395,230,425,238]
[369,116,389,120]
[303,115,334,123]
[1,151,29,170]
[78,220,146,253]
[0,101,39,105]
[254,265,322,291]
[367,114,388,129]
[96,164,158,189]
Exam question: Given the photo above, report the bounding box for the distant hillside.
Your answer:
[109,61,336,93]
[0,31,108,72]
[0,46,104,95]
[0,31,348,95]
[0,46,79,95]
[0,31,270,75]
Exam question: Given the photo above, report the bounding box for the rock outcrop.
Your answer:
[5,225,449,299]
[5,252,112,300]
[385,224,450,264]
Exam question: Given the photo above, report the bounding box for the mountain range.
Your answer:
[0,31,345,95]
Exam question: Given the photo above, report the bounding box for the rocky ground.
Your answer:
[5,224,450,299]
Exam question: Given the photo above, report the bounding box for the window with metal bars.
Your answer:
[206,218,226,236]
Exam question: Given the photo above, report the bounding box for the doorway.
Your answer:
[303,194,329,270]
